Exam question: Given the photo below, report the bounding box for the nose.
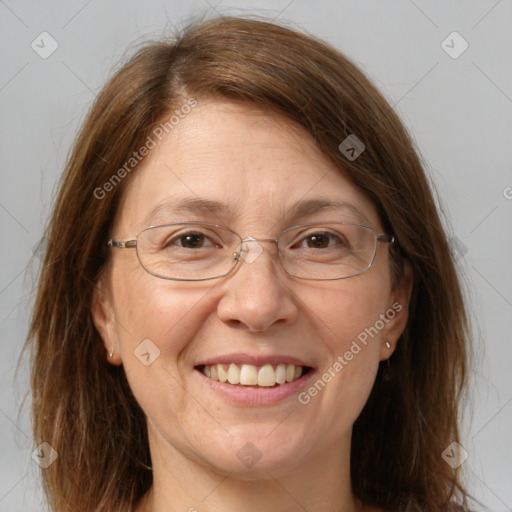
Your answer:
[216,239,299,332]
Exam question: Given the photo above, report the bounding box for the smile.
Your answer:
[197,363,312,387]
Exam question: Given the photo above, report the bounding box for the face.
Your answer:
[92,99,411,480]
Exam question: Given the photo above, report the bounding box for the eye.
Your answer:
[166,231,218,249]
[303,233,334,249]
[294,231,347,249]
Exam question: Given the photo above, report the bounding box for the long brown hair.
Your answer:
[25,15,471,511]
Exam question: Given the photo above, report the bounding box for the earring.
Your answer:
[383,341,392,381]
[108,348,114,358]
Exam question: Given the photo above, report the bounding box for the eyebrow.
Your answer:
[287,198,370,225]
[144,198,226,226]
[144,197,370,227]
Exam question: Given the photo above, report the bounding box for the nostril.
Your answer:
[226,319,244,329]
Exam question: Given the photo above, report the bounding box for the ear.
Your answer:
[90,278,122,365]
[379,261,413,361]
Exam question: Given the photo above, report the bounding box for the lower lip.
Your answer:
[195,369,315,406]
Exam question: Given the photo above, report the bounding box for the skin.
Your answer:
[92,100,412,512]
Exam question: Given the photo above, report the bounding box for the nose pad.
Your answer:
[236,237,264,264]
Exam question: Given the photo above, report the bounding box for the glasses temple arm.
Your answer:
[106,239,137,249]
[377,234,395,244]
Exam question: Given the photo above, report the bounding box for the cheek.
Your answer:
[296,278,390,421]
[111,277,212,416]
[303,275,391,353]
[112,266,199,346]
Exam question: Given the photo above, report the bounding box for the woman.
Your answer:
[26,16,471,512]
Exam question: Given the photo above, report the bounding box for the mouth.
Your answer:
[194,363,313,387]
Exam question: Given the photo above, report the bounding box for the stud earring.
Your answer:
[108,348,114,358]
[383,342,393,382]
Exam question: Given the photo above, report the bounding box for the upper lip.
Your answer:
[195,353,314,368]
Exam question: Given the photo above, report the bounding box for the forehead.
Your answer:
[114,100,381,234]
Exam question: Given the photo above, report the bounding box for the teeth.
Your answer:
[286,364,295,383]
[258,364,276,387]
[227,363,240,384]
[275,364,286,384]
[201,363,305,386]
[217,364,228,383]
[240,364,258,385]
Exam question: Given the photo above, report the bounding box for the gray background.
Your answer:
[1,0,511,510]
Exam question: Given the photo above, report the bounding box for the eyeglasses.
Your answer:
[107,222,394,281]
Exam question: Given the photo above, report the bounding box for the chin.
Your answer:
[196,429,308,479]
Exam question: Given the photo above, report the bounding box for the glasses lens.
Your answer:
[278,223,378,280]
[136,223,241,280]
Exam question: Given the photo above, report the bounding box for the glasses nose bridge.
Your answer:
[236,236,280,266]
[240,236,278,244]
